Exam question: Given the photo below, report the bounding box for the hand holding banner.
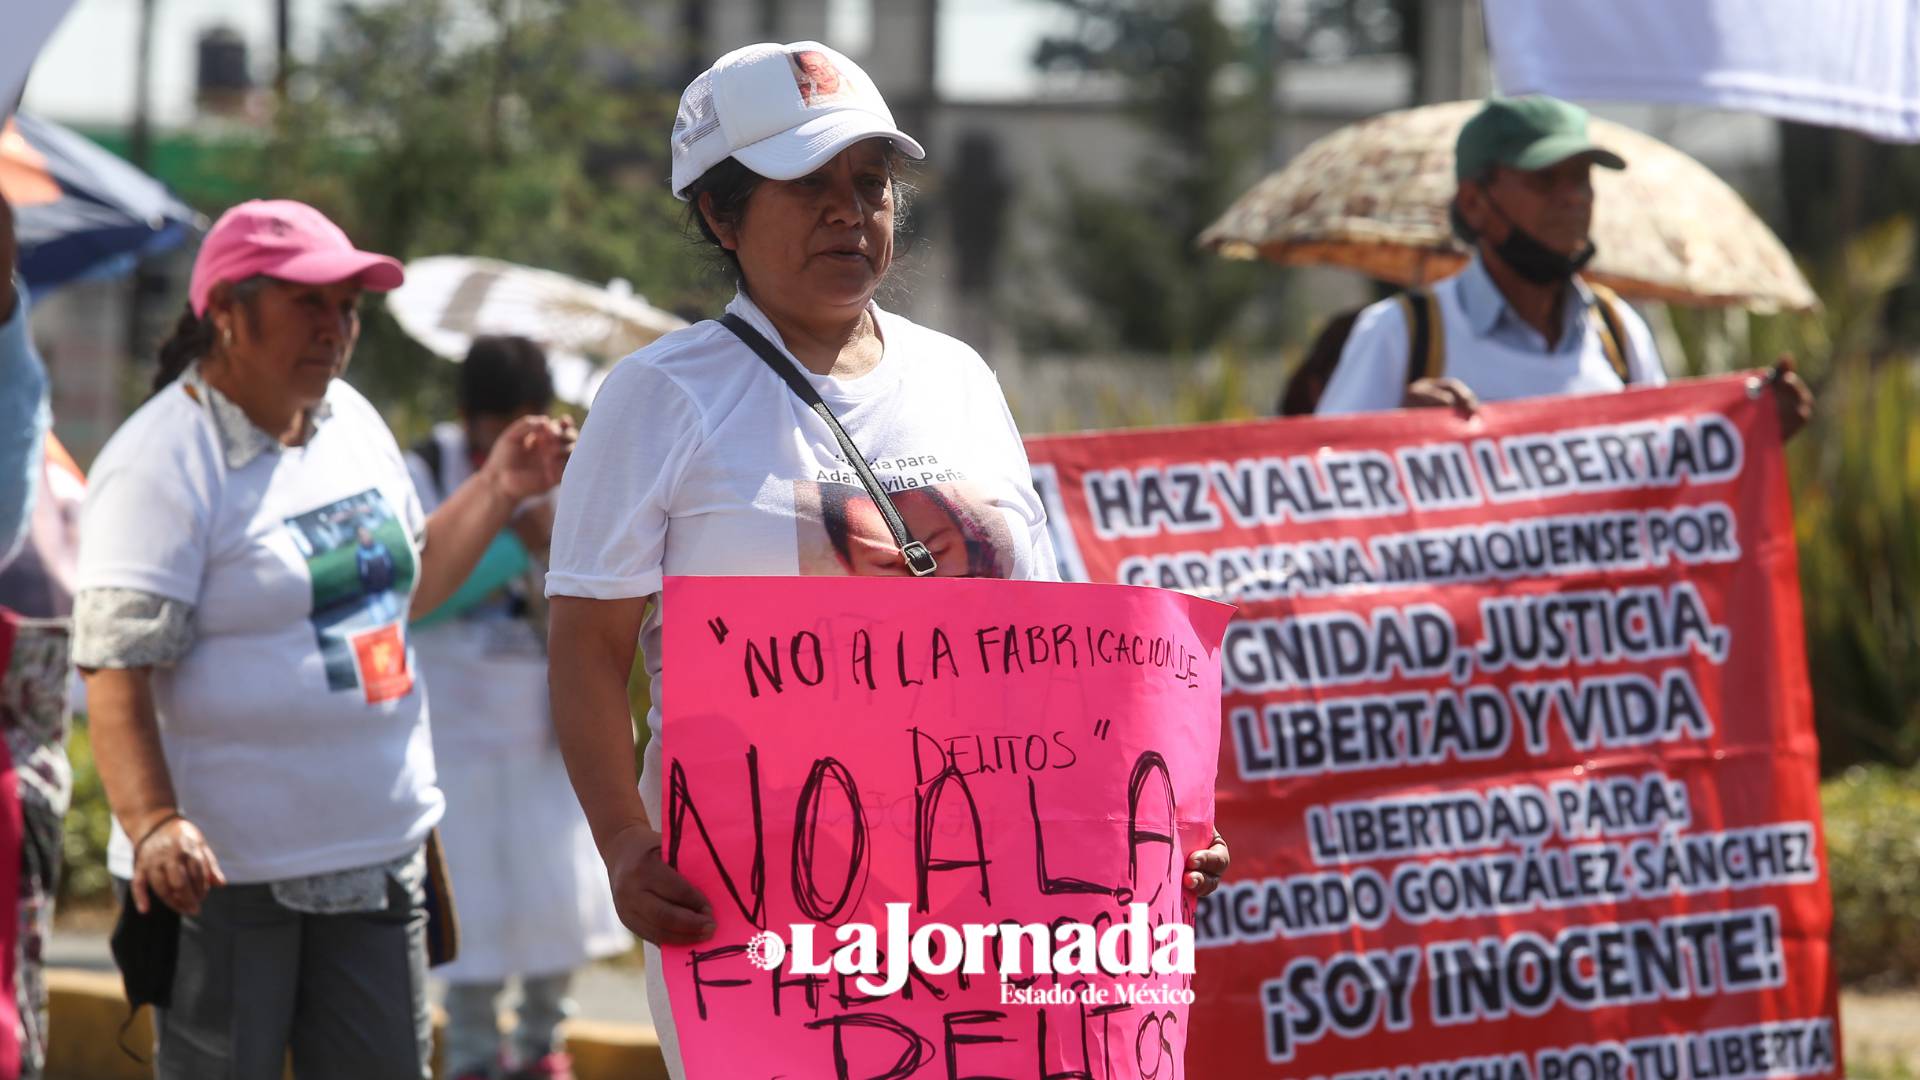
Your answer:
[660,575,1232,1079]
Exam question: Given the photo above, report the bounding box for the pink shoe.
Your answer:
[507,1053,576,1080]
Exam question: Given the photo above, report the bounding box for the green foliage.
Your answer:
[1667,219,1916,382]
[1032,168,1266,355]
[61,720,113,905]
[1792,354,1920,769]
[1851,1054,1920,1080]
[245,0,724,429]
[1024,0,1269,354]
[1821,765,1920,986]
[1665,218,1920,771]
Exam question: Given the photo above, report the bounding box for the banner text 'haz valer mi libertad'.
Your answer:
[1026,376,1838,1080]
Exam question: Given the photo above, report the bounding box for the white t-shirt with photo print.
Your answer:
[546,293,1058,1080]
[546,291,1058,826]
[80,375,442,884]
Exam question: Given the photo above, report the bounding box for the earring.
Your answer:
[220,325,232,348]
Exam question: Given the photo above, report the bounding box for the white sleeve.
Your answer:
[1315,299,1411,415]
[77,427,217,605]
[1619,302,1669,388]
[545,361,706,600]
[986,372,1059,583]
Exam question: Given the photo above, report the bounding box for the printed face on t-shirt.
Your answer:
[795,481,1015,579]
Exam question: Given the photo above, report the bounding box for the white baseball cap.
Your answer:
[670,41,927,201]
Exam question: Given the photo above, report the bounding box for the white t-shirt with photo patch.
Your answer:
[546,292,1058,825]
[79,376,442,884]
[546,293,1058,1079]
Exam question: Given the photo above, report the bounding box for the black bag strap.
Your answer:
[719,313,938,577]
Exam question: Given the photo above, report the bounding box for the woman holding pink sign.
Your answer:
[545,40,1231,1076]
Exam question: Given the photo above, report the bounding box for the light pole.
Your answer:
[275,0,291,100]
[127,0,160,395]
[131,0,157,167]
[1416,0,1488,105]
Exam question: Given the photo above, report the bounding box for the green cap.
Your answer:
[1454,95,1626,182]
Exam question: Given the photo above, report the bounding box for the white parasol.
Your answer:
[385,255,688,405]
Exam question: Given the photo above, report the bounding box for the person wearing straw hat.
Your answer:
[544,41,1232,1077]
[72,199,574,1079]
[1316,95,1812,433]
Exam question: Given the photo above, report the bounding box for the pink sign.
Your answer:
[661,575,1234,1078]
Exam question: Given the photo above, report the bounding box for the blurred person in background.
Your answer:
[72,199,573,1080]
[0,192,48,566]
[1,183,62,1080]
[1312,95,1812,434]
[407,335,627,1080]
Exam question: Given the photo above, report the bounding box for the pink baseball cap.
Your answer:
[188,199,405,315]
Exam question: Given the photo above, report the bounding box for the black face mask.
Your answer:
[1484,197,1595,285]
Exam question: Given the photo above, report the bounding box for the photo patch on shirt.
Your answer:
[284,489,417,697]
[348,622,413,704]
[794,479,1016,579]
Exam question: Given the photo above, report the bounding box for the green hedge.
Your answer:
[1821,764,1920,986]
[1667,219,1920,772]
[61,720,113,906]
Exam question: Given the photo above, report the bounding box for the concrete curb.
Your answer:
[48,968,670,1080]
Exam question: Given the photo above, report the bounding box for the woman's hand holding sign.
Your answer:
[603,822,716,945]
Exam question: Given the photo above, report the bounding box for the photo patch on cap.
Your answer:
[788,50,848,107]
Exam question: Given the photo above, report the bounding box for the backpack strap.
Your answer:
[1586,282,1634,384]
[1277,309,1363,416]
[1397,289,1446,389]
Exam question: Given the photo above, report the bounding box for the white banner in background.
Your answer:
[3,0,79,116]
[1486,0,1920,143]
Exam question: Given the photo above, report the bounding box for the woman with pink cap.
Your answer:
[545,42,1230,1077]
[72,199,573,1079]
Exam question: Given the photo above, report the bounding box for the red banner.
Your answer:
[1025,376,1838,1080]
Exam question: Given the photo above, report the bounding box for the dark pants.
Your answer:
[154,871,431,1080]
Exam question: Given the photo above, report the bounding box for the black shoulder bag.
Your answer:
[718,313,937,577]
